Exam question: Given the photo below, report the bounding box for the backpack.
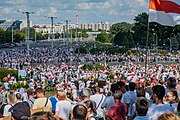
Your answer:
[9,101,31,120]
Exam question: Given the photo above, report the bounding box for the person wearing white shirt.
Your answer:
[90,87,105,119]
[55,91,72,120]
[147,85,174,120]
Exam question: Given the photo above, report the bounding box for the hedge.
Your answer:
[0,68,18,81]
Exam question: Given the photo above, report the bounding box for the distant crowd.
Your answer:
[0,47,180,120]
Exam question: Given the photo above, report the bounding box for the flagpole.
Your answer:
[145,1,151,80]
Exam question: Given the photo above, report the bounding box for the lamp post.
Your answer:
[11,26,14,43]
[70,26,73,66]
[152,29,158,66]
[45,16,57,49]
[170,33,175,54]
[34,27,37,42]
[18,11,34,55]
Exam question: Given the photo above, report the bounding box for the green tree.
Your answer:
[110,22,133,34]
[171,37,179,50]
[96,32,110,43]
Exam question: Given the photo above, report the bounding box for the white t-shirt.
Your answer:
[147,103,174,120]
[56,100,72,120]
[90,94,105,118]
[3,104,13,116]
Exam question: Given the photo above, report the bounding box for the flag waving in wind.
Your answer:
[149,0,180,26]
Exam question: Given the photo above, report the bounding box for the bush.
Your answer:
[10,81,29,89]
[134,51,139,56]
[127,50,132,55]
[95,62,104,70]
[0,68,18,81]
[109,73,115,80]
[81,64,94,70]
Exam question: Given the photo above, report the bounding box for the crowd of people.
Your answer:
[0,46,180,120]
[0,47,179,69]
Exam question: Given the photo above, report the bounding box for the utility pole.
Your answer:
[75,15,80,63]
[65,20,69,47]
[70,26,73,66]
[155,33,158,66]
[45,16,57,49]
[11,26,14,43]
[34,27,37,42]
[18,11,34,55]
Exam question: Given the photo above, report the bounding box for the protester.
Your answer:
[134,97,149,120]
[72,104,88,120]
[90,87,105,119]
[166,90,179,113]
[54,91,72,120]
[147,85,174,120]
[84,100,98,120]
[3,90,16,117]
[101,91,115,112]
[32,88,52,111]
[158,112,179,120]
[30,111,55,120]
[106,91,127,120]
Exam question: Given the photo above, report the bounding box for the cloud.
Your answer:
[108,10,119,16]
[2,8,13,14]
[0,0,148,24]
[48,7,57,17]
[77,2,93,10]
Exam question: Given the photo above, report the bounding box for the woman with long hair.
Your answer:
[166,90,179,113]
[84,100,97,120]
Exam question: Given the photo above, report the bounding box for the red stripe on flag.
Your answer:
[149,0,180,14]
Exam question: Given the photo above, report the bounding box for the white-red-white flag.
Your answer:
[78,64,84,68]
[149,0,180,26]
[61,62,68,68]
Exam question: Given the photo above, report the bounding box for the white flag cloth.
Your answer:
[149,0,180,26]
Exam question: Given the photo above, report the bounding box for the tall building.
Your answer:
[0,20,32,30]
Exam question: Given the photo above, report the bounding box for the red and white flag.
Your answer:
[61,62,68,68]
[78,63,84,68]
[104,63,107,69]
[149,0,180,26]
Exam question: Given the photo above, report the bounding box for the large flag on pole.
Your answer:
[149,0,180,26]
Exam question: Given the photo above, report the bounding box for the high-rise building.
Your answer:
[0,20,32,30]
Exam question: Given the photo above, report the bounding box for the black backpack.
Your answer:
[9,101,31,120]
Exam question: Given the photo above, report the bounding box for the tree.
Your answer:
[110,22,133,34]
[132,12,149,47]
[96,32,111,43]
[171,36,179,50]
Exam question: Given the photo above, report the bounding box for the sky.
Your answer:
[0,0,149,24]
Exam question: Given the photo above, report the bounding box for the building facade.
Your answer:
[33,22,111,35]
[0,20,32,30]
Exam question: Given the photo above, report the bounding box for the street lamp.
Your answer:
[11,26,14,43]
[170,33,175,54]
[18,11,35,55]
[152,29,158,66]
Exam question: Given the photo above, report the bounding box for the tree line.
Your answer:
[96,12,180,50]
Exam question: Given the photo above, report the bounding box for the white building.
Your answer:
[33,22,112,35]
[80,22,111,31]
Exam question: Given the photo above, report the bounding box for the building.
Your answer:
[0,20,32,30]
[33,22,111,35]
[80,22,111,31]
[33,24,75,35]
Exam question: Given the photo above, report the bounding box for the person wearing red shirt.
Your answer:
[106,91,127,120]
